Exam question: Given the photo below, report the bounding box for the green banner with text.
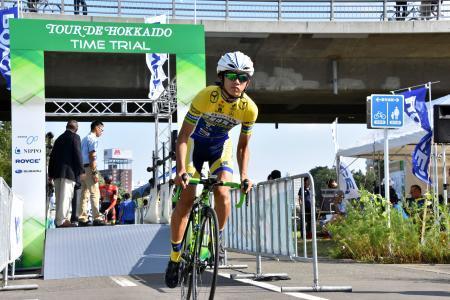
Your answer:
[10,19,204,54]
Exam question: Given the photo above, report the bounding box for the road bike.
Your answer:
[172,176,247,300]
[12,0,61,14]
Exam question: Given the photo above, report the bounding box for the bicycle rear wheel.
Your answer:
[192,206,219,300]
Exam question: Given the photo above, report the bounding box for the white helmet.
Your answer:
[217,51,254,76]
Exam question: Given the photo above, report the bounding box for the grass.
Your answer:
[296,237,337,258]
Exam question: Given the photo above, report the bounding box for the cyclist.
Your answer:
[165,51,258,288]
[99,175,118,225]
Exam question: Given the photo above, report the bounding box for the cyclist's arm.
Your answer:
[237,133,251,181]
[176,121,196,177]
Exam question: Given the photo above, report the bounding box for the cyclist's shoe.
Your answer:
[165,260,180,288]
[218,239,225,266]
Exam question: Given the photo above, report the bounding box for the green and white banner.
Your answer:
[10,19,205,268]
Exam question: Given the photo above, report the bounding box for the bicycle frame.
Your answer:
[172,177,247,261]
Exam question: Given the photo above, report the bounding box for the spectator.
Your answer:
[374,178,400,204]
[118,193,137,224]
[298,177,312,239]
[48,120,84,228]
[407,184,425,207]
[74,0,87,15]
[396,1,408,20]
[334,190,347,216]
[27,0,38,13]
[327,178,338,189]
[267,169,281,180]
[115,197,122,224]
[99,175,118,225]
[45,131,54,167]
[78,120,105,226]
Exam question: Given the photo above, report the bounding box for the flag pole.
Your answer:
[391,81,440,93]
[332,117,340,185]
[428,83,440,219]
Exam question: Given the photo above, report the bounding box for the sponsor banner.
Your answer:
[401,87,430,132]
[339,162,359,200]
[0,7,18,90]
[412,131,433,184]
[398,87,432,184]
[9,194,23,262]
[11,49,46,268]
[10,19,204,54]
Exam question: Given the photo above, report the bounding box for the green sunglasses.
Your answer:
[224,72,250,83]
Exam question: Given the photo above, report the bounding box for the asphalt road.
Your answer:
[1,252,449,300]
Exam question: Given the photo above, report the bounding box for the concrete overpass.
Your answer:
[2,13,450,123]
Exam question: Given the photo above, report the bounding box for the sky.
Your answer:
[45,121,369,188]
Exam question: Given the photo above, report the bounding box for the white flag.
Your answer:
[339,162,359,200]
[145,15,168,100]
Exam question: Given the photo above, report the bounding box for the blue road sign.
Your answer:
[371,94,404,128]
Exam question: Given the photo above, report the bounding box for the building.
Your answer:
[100,149,133,193]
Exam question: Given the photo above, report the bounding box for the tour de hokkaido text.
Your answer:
[45,24,174,51]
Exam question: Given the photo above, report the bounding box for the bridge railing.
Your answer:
[2,0,449,21]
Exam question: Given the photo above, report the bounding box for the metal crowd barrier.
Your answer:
[1,0,449,21]
[224,173,352,292]
[0,177,38,291]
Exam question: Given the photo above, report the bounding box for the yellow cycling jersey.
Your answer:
[185,85,258,142]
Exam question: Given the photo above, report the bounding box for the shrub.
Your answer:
[327,190,450,263]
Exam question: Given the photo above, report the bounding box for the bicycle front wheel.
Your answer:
[192,206,219,300]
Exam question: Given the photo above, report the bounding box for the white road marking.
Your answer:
[219,272,329,300]
[394,265,450,276]
[110,276,138,287]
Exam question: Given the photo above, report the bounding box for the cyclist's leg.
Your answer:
[81,0,87,15]
[74,0,79,15]
[170,136,199,244]
[209,138,233,231]
[212,171,232,230]
[166,177,196,289]
[209,138,233,264]
[170,185,196,261]
[166,138,202,288]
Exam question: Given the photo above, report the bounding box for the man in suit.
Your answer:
[48,120,84,228]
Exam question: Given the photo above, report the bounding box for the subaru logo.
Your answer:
[26,136,38,145]
[15,169,23,174]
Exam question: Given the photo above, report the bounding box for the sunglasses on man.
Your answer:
[224,72,250,83]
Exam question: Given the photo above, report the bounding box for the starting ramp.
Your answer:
[44,224,170,280]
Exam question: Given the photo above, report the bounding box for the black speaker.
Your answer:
[434,105,450,143]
